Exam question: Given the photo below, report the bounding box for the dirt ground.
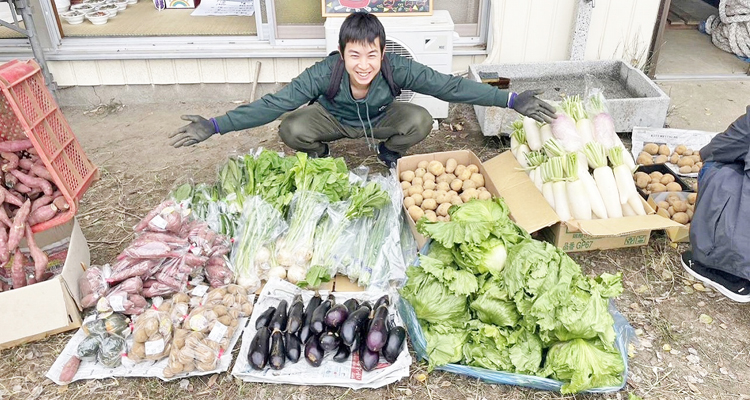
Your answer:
[1,97,749,400]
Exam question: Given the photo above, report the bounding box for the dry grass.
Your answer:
[1,103,749,400]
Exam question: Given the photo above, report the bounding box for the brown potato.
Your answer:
[683,149,693,156]
[649,182,667,192]
[643,143,659,155]
[656,208,671,219]
[687,208,694,219]
[691,165,701,173]
[687,193,697,204]
[691,154,702,163]
[637,153,654,165]
[679,165,693,174]
[667,194,681,204]
[675,144,687,155]
[657,200,670,210]
[668,206,675,216]
[669,153,680,164]
[666,182,683,192]
[654,155,668,164]
[660,174,675,185]
[634,172,650,189]
[672,200,688,212]
[649,171,663,181]
[672,212,689,224]
[658,144,671,156]
[677,156,694,167]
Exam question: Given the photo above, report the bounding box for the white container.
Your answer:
[71,3,94,12]
[96,3,118,17]
[56,0,71,13]
[60,10,84,24]
[114,0,127,10]
[126,0,137,4]
[85,10,109,24]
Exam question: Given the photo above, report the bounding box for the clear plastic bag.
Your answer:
[310,200,352,279]
[275,191,329,281]
[129,308,173,362]
[78,265,108,309]
[98,334,127,368]
[163,330,223,378]
[230,196,288,291]
[76,335,101,362]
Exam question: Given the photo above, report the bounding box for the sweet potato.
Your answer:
[0,186,23,207]
[7,199,30,253]
[31,194,53,213]
[0,191,12,228]
[0,139,32,153]
[1,152,19,172]
[11,169,53,196]
[4,172,17,189]
[27,204,58,226]
[135,200,175,232]
[53,196,69,211]
[25,224,48,281]
[59,355,81,384]
[19,158,53,181]
[12,182,30,194]
[0,227,7,263]
[11,248,25,289]
[0,265,10,292]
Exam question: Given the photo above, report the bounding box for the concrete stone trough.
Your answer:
[468,60,670,135]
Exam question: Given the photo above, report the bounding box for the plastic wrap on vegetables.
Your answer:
[163,330,222,378]
[274,191,329,284]
[129,308,173,362]
[103,313,132,338]
[76,335,101,362]
[204,255,233,288]
[203,284,253,317]
[107,258,161,284]
[78,265,109,309]
[230,196,288,291]
[98,334,126,368]
[82,318,108,338]
[108,276,143,295]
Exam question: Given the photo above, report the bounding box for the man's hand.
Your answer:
[169,115,216,148]
[511,90,557,124]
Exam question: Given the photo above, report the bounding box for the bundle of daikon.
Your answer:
[510,93,644,221]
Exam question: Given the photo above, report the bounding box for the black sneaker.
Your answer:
[307,143,330,159]
[377,142,401,168]
[681,250,750,303]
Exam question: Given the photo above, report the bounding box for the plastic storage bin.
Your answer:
[0,59,98,232]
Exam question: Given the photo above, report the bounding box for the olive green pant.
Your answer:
[278,102,433,156]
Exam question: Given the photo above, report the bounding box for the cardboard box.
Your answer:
[488,151,683,252]
[398,150,683,252]
[648,192,692,243]
[0,219,90,350]
[396,150,502,249]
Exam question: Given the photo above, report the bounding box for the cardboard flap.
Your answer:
[482,152,560,234]
[571,214,683,236]
[60,219,90,309]
[0,280,70,345]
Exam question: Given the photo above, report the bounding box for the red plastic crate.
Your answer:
[0,59,98,232]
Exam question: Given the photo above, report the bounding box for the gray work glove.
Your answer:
[511,90,557,124]
[169,115,216,148]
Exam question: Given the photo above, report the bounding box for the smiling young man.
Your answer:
[170,12,556,167]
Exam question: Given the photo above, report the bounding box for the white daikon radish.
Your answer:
[584,142,622,218]
[565,153,591,220]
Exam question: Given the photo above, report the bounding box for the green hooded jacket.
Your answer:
[214,53,511,134]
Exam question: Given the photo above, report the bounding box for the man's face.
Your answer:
[341,38,383,90]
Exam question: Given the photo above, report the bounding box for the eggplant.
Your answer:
[269,329,286,370]
[300,293,323,342]
[359,344,380,372]
[286,294,305,334]
[254,306,276,330]
[304,334,325,367]
[340,305,371,346]
[248,327,271,370]
[383,326,406,364]
[269,300,288,331]
[333,343,350,363]
[310,298,333,334]
[343,298,360,314]
[366,305,389,352]
[319,331,341,352]
[372,294,390,310]
[285,331,301,363]
[324,304,349,329]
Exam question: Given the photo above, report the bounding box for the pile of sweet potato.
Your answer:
[0,139,70,292]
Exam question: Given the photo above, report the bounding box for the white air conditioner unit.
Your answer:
[324,10,454,119]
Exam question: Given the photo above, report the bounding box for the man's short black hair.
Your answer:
[338,12,386,53]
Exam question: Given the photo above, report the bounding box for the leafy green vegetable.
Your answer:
[401,266,468,327]
[508,328,543,375]
[463,322,514,371]
[418,253,478,296]
[470,286,520,327]
[542,338,625,394]
[422,323,468,370]
[298,265,332,289]
[417,199,511,247]
[453,236,508,276]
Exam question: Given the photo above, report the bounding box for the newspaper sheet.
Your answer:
[46,316,246,385]
[631,127,717,178]
[231,278,411,389]
[191,0,254,16]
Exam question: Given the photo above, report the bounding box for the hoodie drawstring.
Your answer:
[355,102,377,152]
